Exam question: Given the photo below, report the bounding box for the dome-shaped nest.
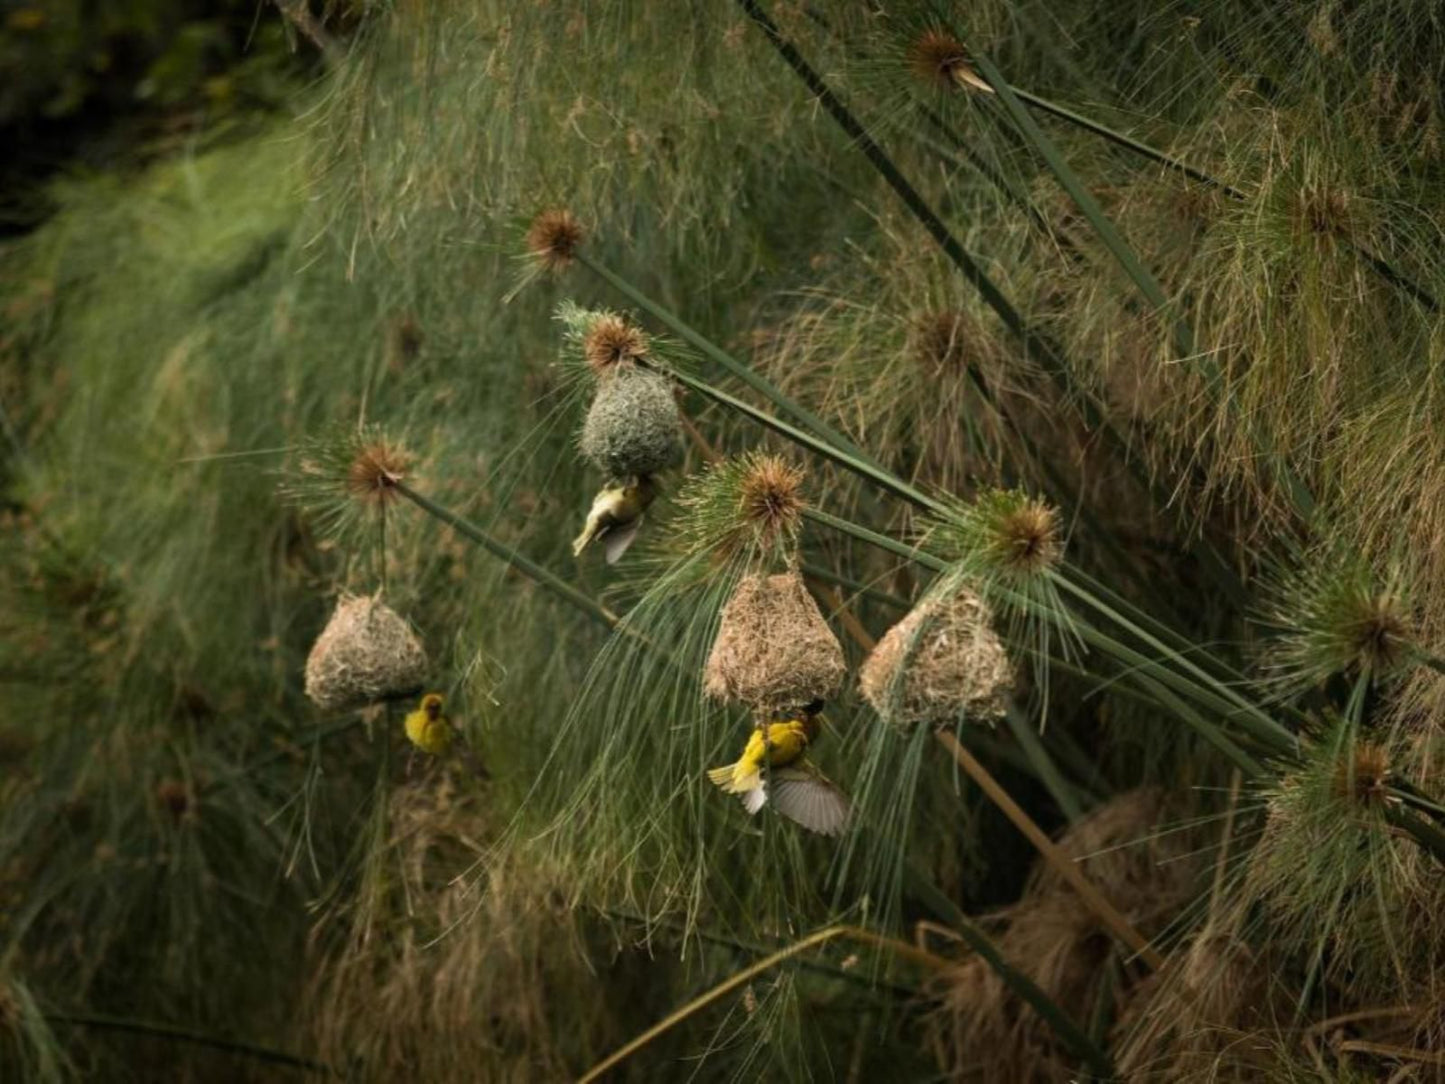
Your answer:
[704,570,845,715]
[579,366,683,479]
[304,594,428,712]
[859,591,1012,730]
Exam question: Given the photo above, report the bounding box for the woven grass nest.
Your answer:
[305,594,428,712]
[859,590,1012,729]
[579,366,683,479]
[704,570,845,715]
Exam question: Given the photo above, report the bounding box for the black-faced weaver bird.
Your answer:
[404,692,453,754]
[707,699,849,836]
[402,693,491,779]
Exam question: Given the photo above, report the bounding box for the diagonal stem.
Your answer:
[576,249,880,470]
[391,480,619,630]
[736,0,1246,606]
[934,730,1165,971]
[50,1011,332,1075]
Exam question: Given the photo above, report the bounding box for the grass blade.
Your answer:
[393,481,620,630]
[1003,703,1085,822]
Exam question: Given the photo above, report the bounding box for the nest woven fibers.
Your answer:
[305,594,428,712]
[704,570,845,716]
[578,365,683,479]
[859,590,1012,730]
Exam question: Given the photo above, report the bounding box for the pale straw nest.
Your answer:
[304,594,428,712]
[859,591,1012,730]
[704,570,845,715]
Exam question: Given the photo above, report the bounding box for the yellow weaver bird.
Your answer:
[707,700,849,836]
[404,692,453,755]
[572,475,658,564]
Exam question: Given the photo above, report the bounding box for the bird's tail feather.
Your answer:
[707,764,761,795]
[705,764,735,787]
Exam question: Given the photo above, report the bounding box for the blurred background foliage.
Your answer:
[2,1,1445,1081]
[0,0,328,230]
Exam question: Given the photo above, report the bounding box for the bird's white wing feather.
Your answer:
[742,786,768,815]
[603,516,643,564]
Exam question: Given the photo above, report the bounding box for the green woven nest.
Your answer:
[859,591,1012,730]
[703,570,845,715]
[304,594,428,712]
[579,366,683,478]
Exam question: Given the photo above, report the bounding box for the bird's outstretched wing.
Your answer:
[767,764,849,836]
[603,515,643,564]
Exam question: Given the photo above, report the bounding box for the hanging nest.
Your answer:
[579,366,683,479]
[704,570,845,715]
[858,591,1012,729]
[304,594,428,712]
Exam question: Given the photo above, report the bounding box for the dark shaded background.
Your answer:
[0,0,331,234]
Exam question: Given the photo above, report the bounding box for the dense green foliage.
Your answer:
[3,2,1445,1080]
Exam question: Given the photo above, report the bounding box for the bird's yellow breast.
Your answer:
[738,719,811,775]
[405,708,452,754]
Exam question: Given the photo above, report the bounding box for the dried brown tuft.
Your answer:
[704,570,846,714]
[859,591,1012,729]
[155,780,193,822]
[912,310,970,375]
[930,789,1207,1081]
[928,898,1108,1083]
[306,779,603,1082]
[526,209,584,270]
[305,594,428,713]
[738,454,806,541]
[1294,185,1352,237]
[1333,742,1391,807]
[1347,595,1410,675]
[346,440,410,509]
[1113,934,1284,1078]
[907,29,989,93]
[995,498,1062,575]
[582,315,648,374]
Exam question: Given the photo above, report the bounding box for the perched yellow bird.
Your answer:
[404,692,453,755]
[707,700,849,836]
[572,475,658,564]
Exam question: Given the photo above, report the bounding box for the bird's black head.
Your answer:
[802,698,825,716]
